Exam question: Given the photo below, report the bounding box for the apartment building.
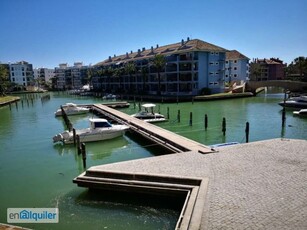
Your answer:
[9,61,34,89]
[93,38,228,95]
[225,50,250,84]
[54,62,88,90]
[33,68,55,84]
[250,58,285,81]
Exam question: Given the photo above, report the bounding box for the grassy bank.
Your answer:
[0,96,20,105]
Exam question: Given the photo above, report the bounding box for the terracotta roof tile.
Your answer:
[95,39,228,66]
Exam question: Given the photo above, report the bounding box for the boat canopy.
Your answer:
[141,103,156,108]
[89,118,112,128]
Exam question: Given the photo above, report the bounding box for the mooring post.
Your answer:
[177,110,180,123]
[138,102,141,111]
[76,135,81,155]
[222,117,226,136]
[158,105,161,114]
[189,112,193,126]
[21,100,24,108]
[15,101,18,110]
[204,114,208,130]
[81,143,86,169]
[167,107,170,120]
[282,90,287,127]
[73,128,76,146]
[245,122,250,143]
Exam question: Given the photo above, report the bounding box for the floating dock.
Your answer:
[91,103,212,154]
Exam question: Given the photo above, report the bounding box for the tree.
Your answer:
[139,66,148,93]
[124,62,136,93]
[293,56,307,81]
[151,54,166,95]
[113,67,124,92]
[249,62,262,81]
[0,64,9,96]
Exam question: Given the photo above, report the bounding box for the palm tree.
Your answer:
[124,62,136,93]
[140,66,148,93]
[151,54,166,95]
[293,56,307,81]
[113,67,124,92]
[249,62,262,81]
[104,66,114,93]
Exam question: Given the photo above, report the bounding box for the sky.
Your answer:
[0,0,306,68]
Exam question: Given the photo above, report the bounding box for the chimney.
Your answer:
[138,49,141,55]
[114,54,116,58]
[108,56,112,62]
[187,37,190,41]
[142,47,145,52]
[156,44,159,48]
[151,46,154,53]
[181,39,184,46]
[130,50,133,54]
[126,52,129,58]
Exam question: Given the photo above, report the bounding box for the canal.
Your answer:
[0,89,306,229]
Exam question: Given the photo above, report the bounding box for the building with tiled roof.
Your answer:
[225,50,250,84]
[92,38,230,95]
[249,58,285,81]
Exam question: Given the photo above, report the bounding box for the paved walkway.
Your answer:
[89,138,307,229]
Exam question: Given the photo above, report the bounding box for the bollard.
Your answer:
[204,114,208,130]
[81,143,86,169]
[177,110,181,123]
[15,101,18,110]
[245,122,250,143]
[189,112,193,126]
[282,107,286,127]
[73,128,76,146]
[138,102,141,112]
[222,117,226,136]
[76,135,81,155]
[167,107,170,120]
[21,100,24,108]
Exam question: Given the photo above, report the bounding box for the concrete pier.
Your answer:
[74,138,307,229]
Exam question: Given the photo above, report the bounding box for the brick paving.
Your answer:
[89,138,307,229]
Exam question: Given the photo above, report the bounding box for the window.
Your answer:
[225,74,228,78]
[215,62,219,65]
[234,60,237,63]
[215,72,219,75]
[209,72,214,75]
[234,67,237,70]
[12,78,15,81]
[225,61,229,64]
[210,52,214,55]
[11,67,14,71]
[209,62,214,65]
[234,74,237,78]
[23,78,25,81]
[22,72,25,76]
[12,72,14,76]
[215,52,219,55]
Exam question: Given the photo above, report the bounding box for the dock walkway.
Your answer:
[92,104,212,154]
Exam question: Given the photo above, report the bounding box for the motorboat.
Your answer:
[278,96,307,109]
[131,103,167,123]
[293,109,307,117]
[54,103,90,116]
[103,94,117,100]
[53,118,129,144]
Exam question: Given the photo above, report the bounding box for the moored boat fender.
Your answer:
[53,131,70,143]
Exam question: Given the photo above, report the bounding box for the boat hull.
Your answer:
[53,125,129,144]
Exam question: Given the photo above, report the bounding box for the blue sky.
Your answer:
[0,0,306,68]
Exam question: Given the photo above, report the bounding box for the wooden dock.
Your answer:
[92,104,212,154]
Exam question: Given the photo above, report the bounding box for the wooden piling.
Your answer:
[245,122,250,143]
[81,143,86,169]
[282,90,287,126]
[177,110,181,123]
[73,128,76,146]
[76,135,81,155]
[189,112,193,126]
[222,117,226,136]
[21,100,24,108]
[204,114,208,130]
[167,107,170,120]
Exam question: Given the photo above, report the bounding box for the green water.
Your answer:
[0,90,306,229]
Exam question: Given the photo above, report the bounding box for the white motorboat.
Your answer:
[293,109,307,117]
[278,96,307,109]
[53,118,129,144]
[55,103,90,116]
[131,103,167,123]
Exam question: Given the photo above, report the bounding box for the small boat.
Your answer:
[278,96,307,109]
[293,109,307,117]
[55,103,90,116]
[53,118,129,144]
[131,103,167,123]
[103,94,117,100]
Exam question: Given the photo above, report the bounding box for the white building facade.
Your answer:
[9,61,34,89]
